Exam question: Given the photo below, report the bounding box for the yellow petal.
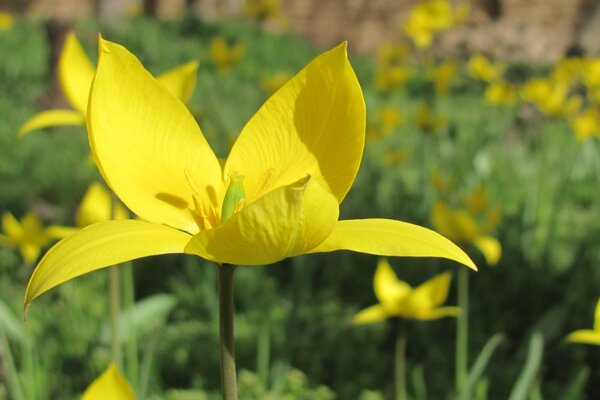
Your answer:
[2,211,23,239]
[45,225,78,239]
[307,219,477,270]
[431,202,479,243]
[352,304,388,324]
[225,42,365,204]
[408,272,453,310]
[566,330,600,346]
[374,258,412,306]
[157,60,199,104]
[82,363,136,400]
[413,306,461,320]
[58,32,95,115]
[24,220,191,309]
[18,109,84,136]
[20,243,41,264]
[185,178,339,265]
[88,38,223,234]
[593,298,600,331]
[473,235,501,266]
[76,182,128,227]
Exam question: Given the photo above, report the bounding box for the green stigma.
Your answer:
[221,174,246,223]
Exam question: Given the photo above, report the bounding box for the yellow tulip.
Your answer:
[415,103,446,134]
[521,78,581,118]
[353,258,460,323]
[570,107,600,141]
[82,363,135,400]
[258,72,291,95]
[566,298,600,346]
[24,38,475,309]
[430,60,457,94]
[76,182,130,228]
[485,80,518,106]
[0,211,70,264]
[209,36,244,73]
[468,55,503,82]
[19,32,199,136]
[0,11,13,31]
[431,199,501,266]
[404,0,468,50]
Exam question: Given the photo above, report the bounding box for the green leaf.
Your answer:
[458,333,505,400]
[508,332,544,400]
[0,299,30,345]
[560,367,589,400]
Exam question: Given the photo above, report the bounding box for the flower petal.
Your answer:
[82,363,135,400]
[566,330,600,346]
[18,109,84,136]
[24,220,191,309]
[353,304,388,324]
[2,211,22,239]
[473,235,501,266]
[225,42,365,204]
[88,38,223,233]
[76,182,129,227]
[45,225,78,239]
[185,178,339,265]
[408,272,453,310]
[157,60,199,104]
[431,202,479,243]
[413,306,461,320]
[59,32,95,115]
[374,258,412,306]
[594,298,600,331]
[308,219,477,270]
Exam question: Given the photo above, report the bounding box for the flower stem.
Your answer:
[455,267,469,391]
[395,318,407,400]
[109,265,122,369]
[218,263,238,400]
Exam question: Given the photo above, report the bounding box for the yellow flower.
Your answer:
[82,363,135,400]
[485,80,518,105]
[0,212,69,264]
[570,107,600,141]
[566,298,600,346]
[259,72,291,95]
[521,78,581,118]
[581,58,600,89]
[468,54,503,82]
[209,36,244,73]
[415,103,446,134]
[430,60,457,94]
[353,258,460,323]
[76,182,130,228]
[24,38,475,309]
[404,0,468,49]
[431,198,501,266]
[244,0,281,21]
[19,31,199,136]
[0,11,14,31]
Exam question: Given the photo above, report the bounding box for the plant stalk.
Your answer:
[456,267,469,391]
[218,263,238,400]
[109,265,122,369]
[395,318,407,400]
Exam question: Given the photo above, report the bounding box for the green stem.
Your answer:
[0,327,24,400]
[395,318,407,400]
[456,267,469,391]
[218,264,238,400]
[109,265,122,369]
[123,261,139,393]
[257,318,271,388]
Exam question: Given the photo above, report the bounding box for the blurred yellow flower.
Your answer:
[432,198,502,266]
[566,298,600,346]
[259,72,291,95]
[353,258,460,323]
[209,36,245,73]
[521,78,581,118]
[76,182,130,228]
[19,31,199,136]
[570,107,600,141]
[374,42,411,93]
[244,0,282,22]
[82,363,135,400]
[485,80,518,105]
[0,211,70,264]
[552,57,583,86]
[430,60,457,94]
[581,58,600,89]
[0,11,13,31]
[404,0,469,49]
[468,54,503,82]
[430,169,453,196]
[377,42,409,65]
[415,103,446,134]
[383,149,409,166]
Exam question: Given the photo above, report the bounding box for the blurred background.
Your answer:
[0,0,599,399]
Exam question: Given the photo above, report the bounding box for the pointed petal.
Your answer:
[308,219,477,270]
[413,306,461,320]
[353,304,388,324]
[88,38,223,233]
[24,220,191,308]
[18,109,84,136]
[566,330,600,346]
[225,42,365,204]
[157,60,199,104]
[2,211,23,239]
[593,298,600,331]
[58,32,95,115]
[20,243,41,264]
[473,235,501,266]
[82,363,135,400]
[185,178,339,265]
[408,272,453,310]
[45,225,77,239]
[374,258,412,306]
[431,202,479,243]
[76,182,128,227]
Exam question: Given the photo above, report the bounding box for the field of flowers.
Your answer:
[0,2,599,399]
